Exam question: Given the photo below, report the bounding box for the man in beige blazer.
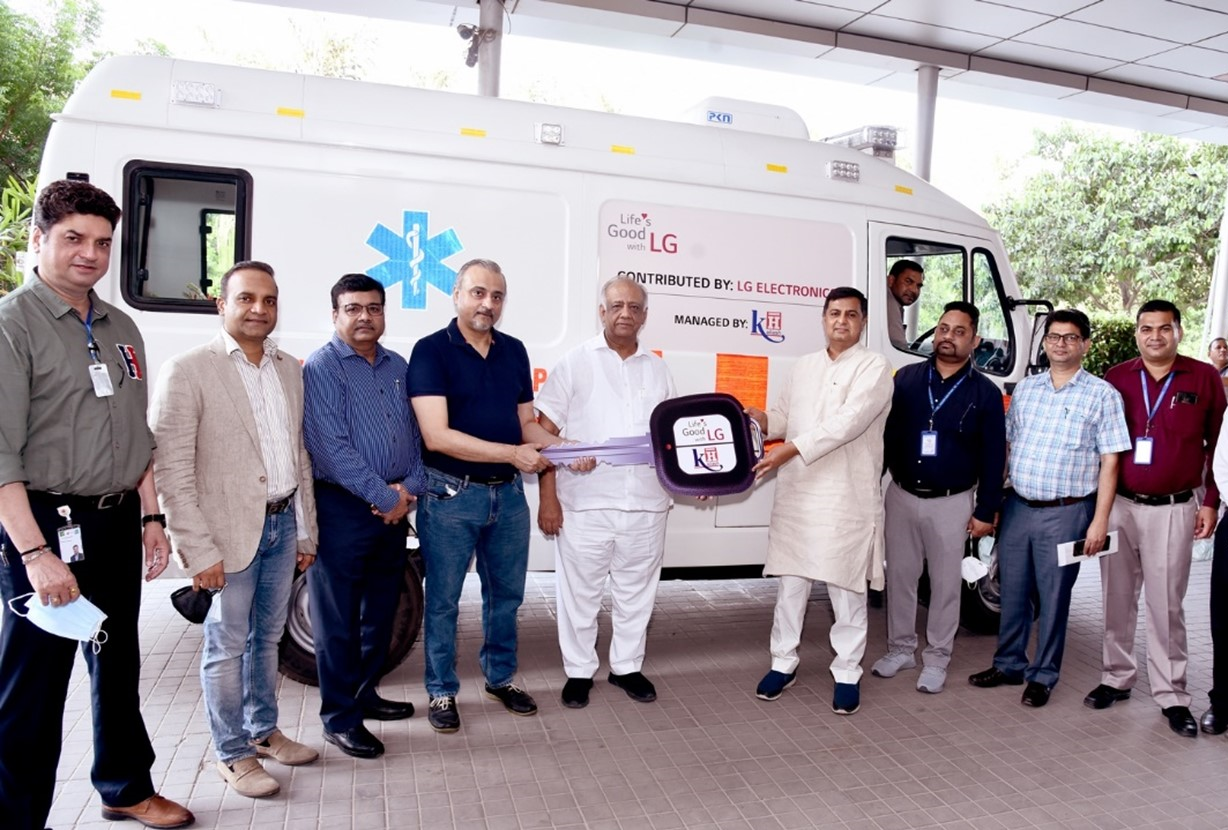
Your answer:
[150,261,319,799]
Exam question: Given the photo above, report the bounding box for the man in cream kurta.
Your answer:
[748,287,894,715]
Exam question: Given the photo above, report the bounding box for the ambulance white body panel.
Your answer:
[39,57,1037,570]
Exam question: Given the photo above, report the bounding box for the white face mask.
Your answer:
[8,593,108,653]
[961,556,989,586]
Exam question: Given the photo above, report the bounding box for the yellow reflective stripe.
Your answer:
[110,89,141,101]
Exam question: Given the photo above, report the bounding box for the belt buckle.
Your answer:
[96,492,124,510]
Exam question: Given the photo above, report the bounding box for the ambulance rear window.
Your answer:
[120,161,252,313]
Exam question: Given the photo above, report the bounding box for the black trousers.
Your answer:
[1212,519,1228,712]
[307,482,408,733]
[0,493,155,830]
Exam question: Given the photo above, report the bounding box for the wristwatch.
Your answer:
[141,513,167,527]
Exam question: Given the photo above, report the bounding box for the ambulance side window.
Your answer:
[971,249,1015,375]
[886,237,964,355]
[121,162,252,313]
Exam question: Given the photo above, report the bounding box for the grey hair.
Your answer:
[600,276,648,308]
[455,259,505,292]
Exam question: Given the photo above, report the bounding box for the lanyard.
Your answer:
[1139,369,1175,436]
[82,304,101,364]
[928,364,968,429]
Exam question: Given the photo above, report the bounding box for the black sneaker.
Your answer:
[561,678,593,709]
[427,695,460,733]
[608,671,657,703]
[484,683,539,716]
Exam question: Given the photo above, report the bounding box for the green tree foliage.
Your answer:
[985,125,1228,319]
[0,0,103,186]
[0,175,36,296]
[1083,314,1139,378]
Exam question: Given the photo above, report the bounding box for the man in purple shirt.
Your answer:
[1085,299,1226,738]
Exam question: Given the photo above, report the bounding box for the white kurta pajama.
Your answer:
[535,335,676,678]
[763,343,894,683]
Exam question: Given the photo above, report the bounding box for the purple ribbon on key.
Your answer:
[541,435,655,466]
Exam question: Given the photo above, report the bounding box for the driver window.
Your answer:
[972,249,1014,375]
[886,237,965,355]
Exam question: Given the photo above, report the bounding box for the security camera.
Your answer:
[465,38,480,67]
[457,24,476,39]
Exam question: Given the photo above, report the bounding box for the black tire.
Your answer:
[960,536,1001,635]
[277,555,424,686]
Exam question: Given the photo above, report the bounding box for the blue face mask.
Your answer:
[8,593,108,653]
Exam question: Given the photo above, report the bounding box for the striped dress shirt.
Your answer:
[303,334,426,513]
[221,330,297,501]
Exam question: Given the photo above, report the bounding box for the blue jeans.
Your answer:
[993,493,1093,688]
[201,510,297,764]
[420,468,530,698]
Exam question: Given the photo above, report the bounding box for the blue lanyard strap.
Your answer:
[83,304,101,364]
[1139,369,1175,435]
[927,364,969,428]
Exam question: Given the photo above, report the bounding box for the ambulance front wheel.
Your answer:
[277,554,424,686]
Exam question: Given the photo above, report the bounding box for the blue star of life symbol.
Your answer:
[365,210,464,309]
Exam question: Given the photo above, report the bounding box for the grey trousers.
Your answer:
[883,482,974,669]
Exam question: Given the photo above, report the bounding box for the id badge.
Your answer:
[1134,436,1154,466]
[88,363,114,397]
[920,430,938,457]
[57,524,85,563]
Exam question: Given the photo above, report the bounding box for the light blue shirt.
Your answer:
[303,334,426,512]
[1007,368,1131,500]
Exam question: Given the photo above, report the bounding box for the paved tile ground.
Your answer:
[39,558,1228,829]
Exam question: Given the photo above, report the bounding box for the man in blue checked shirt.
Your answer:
[969,308,1131,708]
[303,273,427,760]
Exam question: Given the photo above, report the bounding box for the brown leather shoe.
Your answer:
[100,794,194,828]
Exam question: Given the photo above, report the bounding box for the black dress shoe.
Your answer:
[1021,681,1051,707]
[323,724,384,758]
[1163,706,1198,738]
[361,694,414,721]
[608,671,657,702]
[485,683,539,716]
[968,667,1025,688]
[561,678,593,709]
[1201,707,1227,735]
[1083,684,1131,710]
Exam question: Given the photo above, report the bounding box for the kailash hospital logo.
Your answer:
[365,210,464,309]
[751,309,785,343]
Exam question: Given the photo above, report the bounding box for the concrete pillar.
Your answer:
[477,0,502,98]
[915,64,939,182]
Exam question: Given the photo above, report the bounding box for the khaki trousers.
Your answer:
[1101,495,1196,708]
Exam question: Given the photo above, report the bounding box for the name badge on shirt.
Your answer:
[1134,436,1154,466]
[88,363,114,397]
[57,524,84,563]
[920,430,938,457]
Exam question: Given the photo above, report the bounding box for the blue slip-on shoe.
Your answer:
[833,681,861,715]
[755,670,797,701]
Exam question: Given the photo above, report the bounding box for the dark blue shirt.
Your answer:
[303,334,426,512]
[884,358,1006,523]
[407,318,534,479]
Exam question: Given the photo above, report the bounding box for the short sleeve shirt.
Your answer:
[0,274,154,494]
[1006,368,1131,501]
[407,318,534,479]
[535,335,676,513]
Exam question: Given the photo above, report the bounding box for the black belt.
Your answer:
[1118,488,1194,507]
[894,480,970,499]
[266,491,296,515]
[1016,493,1094,509]
[464,473,517,487]
[28,489,133,511]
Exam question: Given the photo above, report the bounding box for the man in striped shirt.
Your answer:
[304,273,426,759]
[151,261,320,798]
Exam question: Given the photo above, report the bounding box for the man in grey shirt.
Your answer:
[0,180,193,830]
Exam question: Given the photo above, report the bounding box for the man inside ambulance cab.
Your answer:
[886,259,925,350]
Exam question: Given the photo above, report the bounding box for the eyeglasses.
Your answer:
[341,303,385,318]
[1043,333,1084,345]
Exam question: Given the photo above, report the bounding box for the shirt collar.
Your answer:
[28,269,106,321]
[221,328,279,362]
[927,356,973,382]
[586,332,651,359]
[329,332,387,365]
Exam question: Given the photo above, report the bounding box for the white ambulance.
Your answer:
[37,56,1046,681]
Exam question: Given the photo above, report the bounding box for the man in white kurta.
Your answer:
[535,278,676,709]
[748,287,894,715]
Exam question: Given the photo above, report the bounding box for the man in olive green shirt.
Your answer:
[0,180,193,830]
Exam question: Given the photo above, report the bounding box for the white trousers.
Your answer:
[555,508,668,678]
[769,575,868,684]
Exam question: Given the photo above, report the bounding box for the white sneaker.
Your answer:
[871,651,916,678]
[917,666,947,694]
